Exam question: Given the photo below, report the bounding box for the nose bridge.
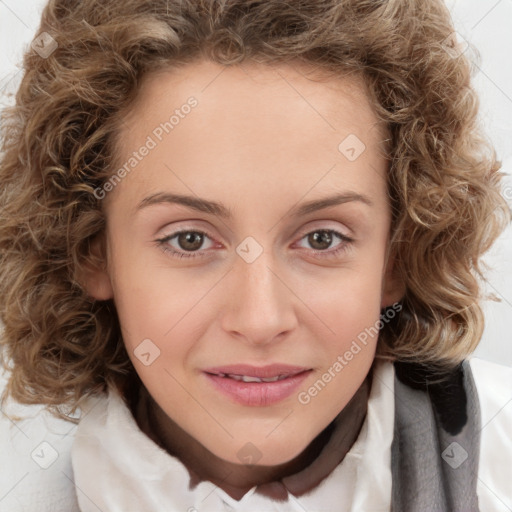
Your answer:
[220,248,296,344]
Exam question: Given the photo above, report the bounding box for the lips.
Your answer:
[203,364,312,406]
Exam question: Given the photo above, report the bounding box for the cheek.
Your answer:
[318,289,381,372]
[108,247,202,341]
[108,257,219,389]
[303,259,385,337]
[300,258,385,390]
[301,275,382,415]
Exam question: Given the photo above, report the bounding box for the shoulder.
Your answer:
[468,357,512,511]
[0,366,80,511]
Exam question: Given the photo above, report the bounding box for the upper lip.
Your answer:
[203,364,310,379]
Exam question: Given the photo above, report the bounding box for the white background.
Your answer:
[1,0,511,366]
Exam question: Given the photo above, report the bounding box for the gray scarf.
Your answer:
[391,359,481,511]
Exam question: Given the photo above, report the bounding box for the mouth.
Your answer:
[204,363,310,379]
[202,364,312,406]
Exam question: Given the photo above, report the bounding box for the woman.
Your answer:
[1,0,511,510]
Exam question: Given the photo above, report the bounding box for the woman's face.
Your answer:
[86,59,403,466]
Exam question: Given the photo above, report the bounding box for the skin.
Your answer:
[83,59,404,499]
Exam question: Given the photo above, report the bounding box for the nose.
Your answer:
[220,250,298,347]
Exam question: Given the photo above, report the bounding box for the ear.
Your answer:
[79,233,114,301]
[380,249,405,309]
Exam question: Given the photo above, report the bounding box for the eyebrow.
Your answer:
[135,191,373,218]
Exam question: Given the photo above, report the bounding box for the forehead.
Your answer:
[121,59,384,140]
[108,59,389,212]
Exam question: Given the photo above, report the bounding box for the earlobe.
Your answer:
[79,234,114,301]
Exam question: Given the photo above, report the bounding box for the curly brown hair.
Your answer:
[0,0,510,421]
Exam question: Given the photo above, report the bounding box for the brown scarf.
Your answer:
[131,368,371,502]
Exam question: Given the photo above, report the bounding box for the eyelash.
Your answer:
[155,228,354,260]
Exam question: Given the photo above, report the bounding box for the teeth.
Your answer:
[241,375,264,383]
[223,374,286,383]
[260,376,281,382]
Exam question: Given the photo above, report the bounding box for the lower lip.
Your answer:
[204,371,311,407]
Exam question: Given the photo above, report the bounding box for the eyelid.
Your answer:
[157,220,218,238]
[295,221,352,240]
